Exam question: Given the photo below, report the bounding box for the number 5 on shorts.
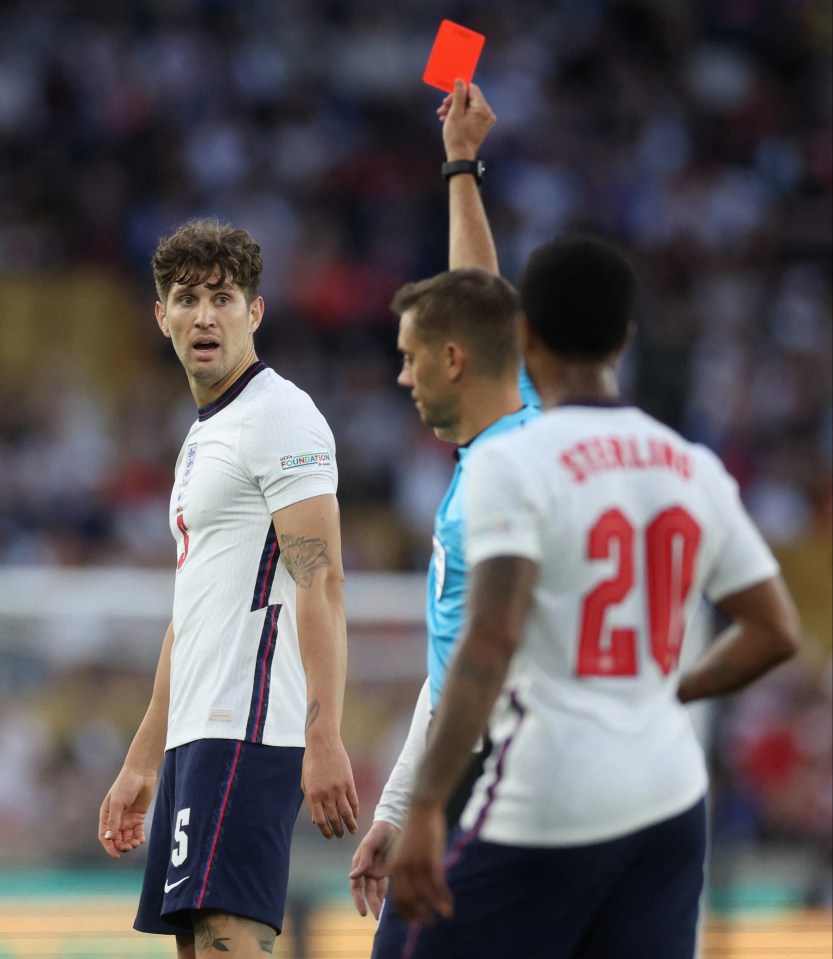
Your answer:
[171,807,191,866]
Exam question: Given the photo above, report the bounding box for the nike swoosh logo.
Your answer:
[164,875,191,894]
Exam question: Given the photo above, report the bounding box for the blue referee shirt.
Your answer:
[518,363,539,408]
[426,391,540,708]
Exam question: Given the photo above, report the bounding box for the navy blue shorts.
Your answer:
[134,739,304,936]
[403,797,707,959]
[372,741,492,959]
[371,877,410,959]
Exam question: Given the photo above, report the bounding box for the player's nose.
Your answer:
[194,302,217,327]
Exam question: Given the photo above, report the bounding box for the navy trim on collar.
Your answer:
[557,397,630,408]
[454,404,537,461]
[198,360,267,421]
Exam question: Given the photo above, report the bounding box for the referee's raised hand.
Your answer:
[438,79,495,160]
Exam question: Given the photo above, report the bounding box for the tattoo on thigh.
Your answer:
[192,913,276,954]
[279,534,330,588]
[193,915,231,952]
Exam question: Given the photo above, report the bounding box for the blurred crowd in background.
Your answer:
[0,0,830,909]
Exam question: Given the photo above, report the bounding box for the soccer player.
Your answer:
[98,218,359,959]
[348,81,539,958]
[389,233,801,959]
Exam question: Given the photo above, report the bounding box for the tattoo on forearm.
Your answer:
[279,534,330,588]
[306,699,320,731]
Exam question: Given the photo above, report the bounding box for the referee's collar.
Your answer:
[197,360,267,421]
[455,405,537,461]
[556,397,629,409]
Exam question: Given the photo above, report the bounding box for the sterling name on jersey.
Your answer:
[462,403,779,846]
[166,361,337,751]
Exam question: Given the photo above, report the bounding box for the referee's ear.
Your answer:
[444,340,466,383]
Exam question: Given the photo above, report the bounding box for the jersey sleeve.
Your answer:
[241,396,338,513]
[463,438,544,567]
[373,677,432,829]
[698,447,780,602]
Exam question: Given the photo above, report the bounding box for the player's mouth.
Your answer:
[193,338,220,357]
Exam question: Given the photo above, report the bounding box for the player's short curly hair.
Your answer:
[152,217,263,304]
[390,268,522,380]
[520,235,635,358]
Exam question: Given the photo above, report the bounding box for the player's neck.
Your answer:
[536,359,620,411]
[188,347,261,409]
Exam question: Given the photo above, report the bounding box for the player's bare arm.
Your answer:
[413,555,536,807]
[440,80,499,274]
[678,575,799,703]
[272,494,359,839]
[390,555,536,923]
[278,532,331,588]
[305,699,320,730]
[99,621,174,859]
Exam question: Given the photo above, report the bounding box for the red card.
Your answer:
[422,20,485,93]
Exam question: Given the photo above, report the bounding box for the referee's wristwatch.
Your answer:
[442,158,485,186]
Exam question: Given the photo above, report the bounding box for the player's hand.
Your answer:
[389,803,452,925]
[438,79,496,160]
[98,768,156,859]
[348,820,399,918]
[302,736,360,839]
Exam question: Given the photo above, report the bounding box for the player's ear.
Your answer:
[249,296,265,333]
[618,320,636,354]
[155,301,170,338]
[604,321,634,366]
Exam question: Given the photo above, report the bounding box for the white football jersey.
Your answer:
[461,404,779,845]
[166,362,338,750]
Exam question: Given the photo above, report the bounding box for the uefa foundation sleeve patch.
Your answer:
[280,451,332,471]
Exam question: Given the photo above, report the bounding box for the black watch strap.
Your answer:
[442,159,485,186]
